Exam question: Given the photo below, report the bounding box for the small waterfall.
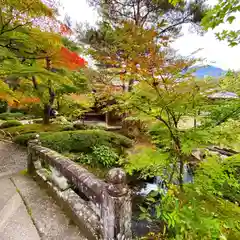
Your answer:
[137,164,194,196]
[183,164,194,183]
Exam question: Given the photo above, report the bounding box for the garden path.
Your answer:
[0,141,87,240]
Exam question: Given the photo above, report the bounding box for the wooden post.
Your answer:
[101,168,132,240]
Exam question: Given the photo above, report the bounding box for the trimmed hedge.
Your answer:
[0,120,22,129]
[3,124,66,137]
[40,130,132,154]
[0,112,24,120]
[14,130,133,153]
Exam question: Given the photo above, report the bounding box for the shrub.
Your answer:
[0,120,22,128]
[5,124,66,137]
[14,129,132,151]
[39,130,132,154]
[13,133,40,146]
[74,152,94,165]
[92,145,119,167]
[0,112,24,120]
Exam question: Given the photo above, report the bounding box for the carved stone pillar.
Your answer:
[101,168,132,240]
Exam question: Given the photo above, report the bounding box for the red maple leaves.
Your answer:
[57,47,87,70]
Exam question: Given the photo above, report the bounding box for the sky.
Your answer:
[59,0,240,71]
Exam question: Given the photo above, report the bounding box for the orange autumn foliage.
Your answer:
[54,47,87,70]
[8,97,40,108]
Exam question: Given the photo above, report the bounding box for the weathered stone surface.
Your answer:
[102,168,132,240]
[0,178,40,240]
[28,143,132,240]
[0,141,27,176]
[50,166,70,191]
[35,166,100,239]
[12,174,88,240]
[31,144,106,202]
[106,168,128,197]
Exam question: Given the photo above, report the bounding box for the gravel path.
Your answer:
[0,141,27,178]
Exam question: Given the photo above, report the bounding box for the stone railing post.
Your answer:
[27,134,41,174]
[101,168,132,240]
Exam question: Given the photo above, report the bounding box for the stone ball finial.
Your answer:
[106,168,128,197]
[106,168,126,185]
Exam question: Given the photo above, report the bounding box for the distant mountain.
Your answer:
[192,65,226,78]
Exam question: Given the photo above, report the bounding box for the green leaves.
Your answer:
[124,147,173,180]
[227,15,236,24]
[138,153,240,239]
[92,145,119,167]
[201,0,240,46]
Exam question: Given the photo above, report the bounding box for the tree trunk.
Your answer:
[43,104,51,124]
[179,159,184,191]
[43,57,55,125]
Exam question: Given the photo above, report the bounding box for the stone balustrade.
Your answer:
[27,135,132,240]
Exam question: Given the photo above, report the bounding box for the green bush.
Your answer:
[4,124,66,137]
[14,130,132,153]
[0,120,22,128]
[74,152,94,165]
[0,112,24,120]
[40,130,132,154]
[92,145,119,167]
[13,133,42,146]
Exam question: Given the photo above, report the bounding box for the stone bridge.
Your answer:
[0,139,132,240]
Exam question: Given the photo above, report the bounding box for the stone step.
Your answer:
[11,174,88,240]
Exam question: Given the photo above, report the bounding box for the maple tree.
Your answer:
[88,19,240,186]
[0,0,88,123]
[89,21,240,239]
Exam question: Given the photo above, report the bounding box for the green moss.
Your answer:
[19,169,28,176]
[0,112,24,120]
[0,120,22,129]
